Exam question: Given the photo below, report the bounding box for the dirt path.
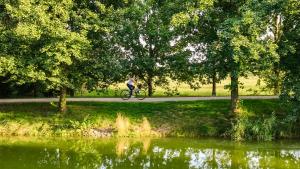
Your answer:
[0,96,278,104]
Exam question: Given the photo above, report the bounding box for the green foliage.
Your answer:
[0,0,129,110]
[170,0,279,100]
[72,0,127,90]
[113,0,191,95]
[1,0,91,89]
[0,0,299,135]
[231,111,277,141]
[279,0,300,136]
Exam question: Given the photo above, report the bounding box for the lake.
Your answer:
[0,137,299,169]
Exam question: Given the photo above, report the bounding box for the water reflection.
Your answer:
[0,138,299,169]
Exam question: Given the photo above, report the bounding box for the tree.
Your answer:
[190,3,229,97]
[172,0,278,114]
[279,0,300,135]
[254,0,286,95]
[1,0,90,112]
[217,0,279,114]
[114,0,188,96]
[170,0,223,96]
[70,0,129,93]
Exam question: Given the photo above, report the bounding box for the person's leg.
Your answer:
[127,84,133,96]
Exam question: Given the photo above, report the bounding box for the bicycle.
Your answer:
[120,87,147,100]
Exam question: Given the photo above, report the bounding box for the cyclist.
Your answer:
[126,76,135,97]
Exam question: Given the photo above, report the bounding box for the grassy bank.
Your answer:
[0,99,292,139]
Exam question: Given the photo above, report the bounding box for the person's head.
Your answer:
[128,74,136,80]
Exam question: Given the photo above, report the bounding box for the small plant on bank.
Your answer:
[50,101,57,108]
[231,115,247,141]
[115,113,130,137]
[140,117,152,137]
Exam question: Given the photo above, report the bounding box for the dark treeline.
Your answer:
[0,0,299,139]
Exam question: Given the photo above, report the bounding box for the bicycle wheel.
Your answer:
[120,89,131,100]
[135,89,146,100]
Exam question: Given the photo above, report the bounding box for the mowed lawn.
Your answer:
[78,76,272,97]
[0,99,280,137]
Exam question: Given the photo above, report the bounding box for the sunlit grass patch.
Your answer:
[77,76,272,97]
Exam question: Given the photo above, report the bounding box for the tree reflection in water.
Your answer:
[0,138,299,169]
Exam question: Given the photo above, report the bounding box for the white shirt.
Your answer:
[127,79,134,85]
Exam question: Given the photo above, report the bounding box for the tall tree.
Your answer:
[280,0,300,135]
[255,0,286,95]
[172,0,278,114]
[70,0,129,92]
[217,0,279,114]
[114,0,188,96]
[1,0,90,112]
[171,0,223,96]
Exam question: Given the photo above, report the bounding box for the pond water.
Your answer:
[0,137,299,169]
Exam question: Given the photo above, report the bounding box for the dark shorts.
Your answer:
[127,84,135,90]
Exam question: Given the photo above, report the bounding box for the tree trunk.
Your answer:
[59,87,67,113]
[69,89,75,97]
[33,84,37,97]
[147,77,153,97]
[231,72,239,115]
[273,14,282,96]
[273,63,280,95]
[212,73,217,97]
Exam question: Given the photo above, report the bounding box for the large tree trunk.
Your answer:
[59,87,67,113]
[231,72,239,115]
[147,77,153,97]
[212,73,217,97]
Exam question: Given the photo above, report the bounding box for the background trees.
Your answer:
[171,0,228,97]
[0,0,299,123]
[0,0,132,112]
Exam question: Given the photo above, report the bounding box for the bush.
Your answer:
[230,112,277,141]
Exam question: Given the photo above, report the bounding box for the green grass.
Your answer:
[77,76,272,97]
[0,99,281,138]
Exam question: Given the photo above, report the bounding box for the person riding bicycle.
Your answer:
[126,76,135,97]
[122,76,145,100]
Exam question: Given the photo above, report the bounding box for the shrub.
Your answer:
[230,112,277,141]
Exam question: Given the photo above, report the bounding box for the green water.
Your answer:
[0,137,299,169]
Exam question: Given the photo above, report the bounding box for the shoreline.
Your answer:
[0,100,299,141]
